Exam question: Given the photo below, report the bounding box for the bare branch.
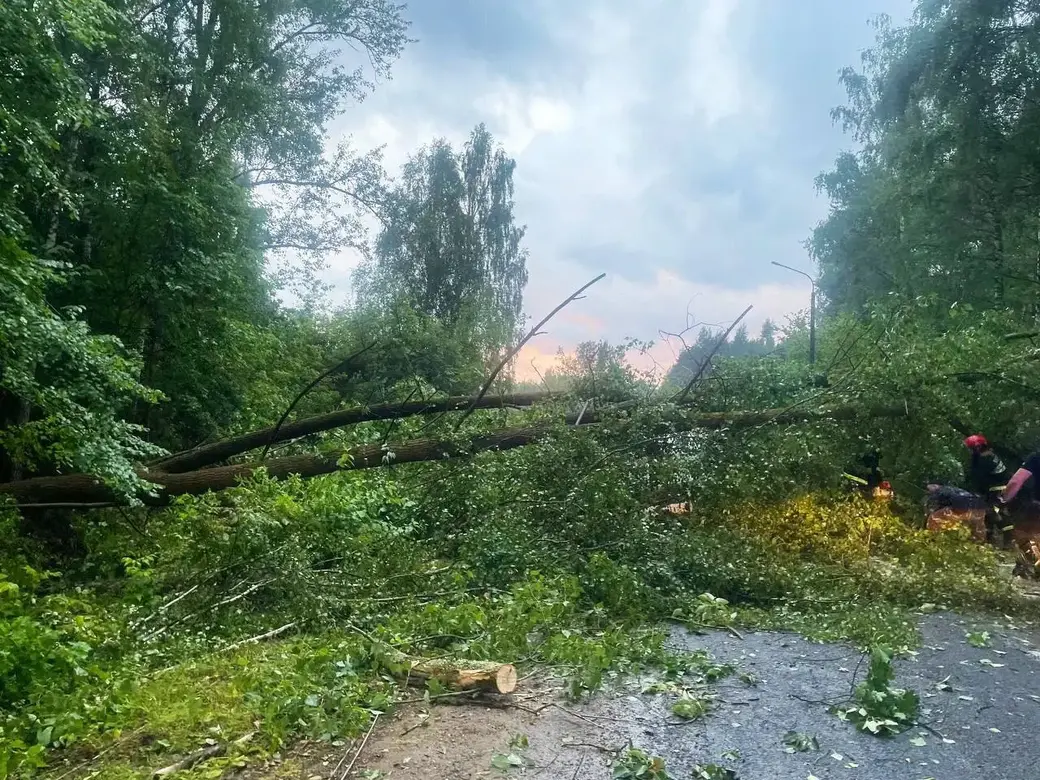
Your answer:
[455,273,607,431]
[672,305,753,403]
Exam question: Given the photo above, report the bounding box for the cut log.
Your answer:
[405,659,518,694]
[1,404,909,506]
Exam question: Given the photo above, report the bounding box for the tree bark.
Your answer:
[152,391,556,473]
[1,404,907,507]
[401,658,518,694]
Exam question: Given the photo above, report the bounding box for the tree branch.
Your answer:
[259,342,378,462]
[455,273,607,431]
[150,391,557,474]
[672,305,753,403]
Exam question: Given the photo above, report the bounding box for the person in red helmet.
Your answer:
[964,435,1011,546]
[964,435,1007,496]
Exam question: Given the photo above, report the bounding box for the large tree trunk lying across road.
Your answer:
[152,391,556,473]
[0,404,907,507]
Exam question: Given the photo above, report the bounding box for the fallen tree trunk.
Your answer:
[152,390,556,474]
[1,404,907,506]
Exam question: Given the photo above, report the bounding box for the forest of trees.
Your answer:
[6,1,1040,777]
[0,0,528,501]
[664,321,778,389]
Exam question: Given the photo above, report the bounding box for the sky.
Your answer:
[322,0,915,380]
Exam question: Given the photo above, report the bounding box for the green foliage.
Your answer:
[965,629,991,648]
[0,242,164,494]
[490,734,530,773]
[0,0,413,474]
[670,693,711,721]
[358,123,528,358]
[1,408,1031,775]
[813,2,1040,339]
[665,321,778,391]
[543,339,656,400]
[782,731,819,753]
[0,524,133,776]
[834,646,920,736]
[324,302,490,400]
[0,0,116,232]
[612,748,674,780]
[692,764,739,780]
[10,3,1040,776]
[0,0,165,489]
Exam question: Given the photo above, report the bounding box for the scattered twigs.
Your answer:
[142,579,275,642]
[456,272,606,431]
[672,305,753,403]
[398,690,465,705]
[551,703,606,730]
[135,584,199,626]
[153,744,226,778]
[340,714,379,780]
[570,752,587,779]
[561,744,615,757]
[152,732,254,779]
[400,714,430,736]
[51,728,145,780]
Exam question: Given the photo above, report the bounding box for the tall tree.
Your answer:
[359,123,529,356]
[0,0,413,488]
[44,0,408,448]
[811,3,1040,321]
[0,0,165,494]
[665,321,777,389]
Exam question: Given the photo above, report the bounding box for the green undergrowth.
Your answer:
[2,430,1034,778]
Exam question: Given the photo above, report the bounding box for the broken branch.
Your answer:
[673,305,753,403]
[455,273,606,430]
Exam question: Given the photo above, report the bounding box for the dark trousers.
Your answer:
[984,499,1013,547]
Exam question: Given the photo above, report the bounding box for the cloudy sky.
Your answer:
[324,0,914,379]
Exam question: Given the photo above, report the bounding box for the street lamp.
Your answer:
[771,261,816,365]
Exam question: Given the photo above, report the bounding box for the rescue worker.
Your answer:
[842,450,883,497]
[964,435,1008,496]
[998,448,1040,506]
[963,434,1012,547]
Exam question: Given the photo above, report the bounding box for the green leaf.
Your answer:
[671,696,709,720]
[782,731,819,753]
[490,752,524,772]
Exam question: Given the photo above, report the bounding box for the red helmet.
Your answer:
[963,434,988,450]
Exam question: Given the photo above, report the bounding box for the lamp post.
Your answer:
[771,261,816,365]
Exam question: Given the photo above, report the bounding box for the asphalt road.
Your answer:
[528,613,1040,780]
